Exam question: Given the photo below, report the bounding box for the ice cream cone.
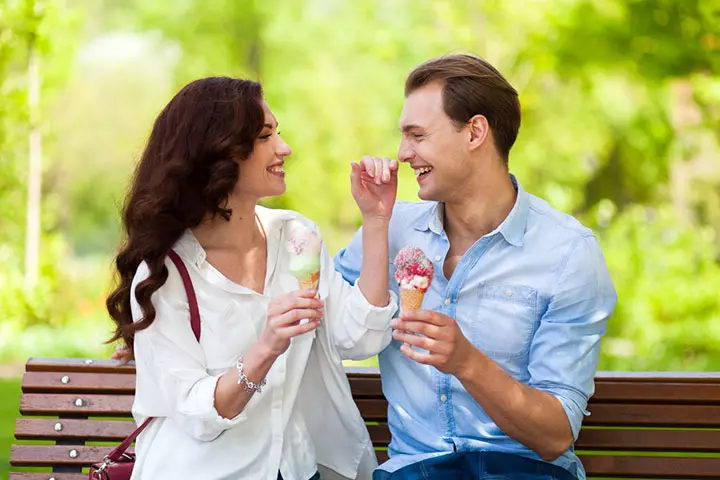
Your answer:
[400,288,425,311]
[298,270,320,291]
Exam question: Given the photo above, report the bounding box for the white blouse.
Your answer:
[129,206,398,480]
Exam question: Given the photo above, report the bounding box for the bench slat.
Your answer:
[10,444,130,467]
[592,382,720,405]
[20,394,133,417]
[347,377,384,398]
[15,418,135,441]
[23,371,720,406]
[581,455,720,478]
[585,404,720,427]
[594,371,720,382]
[26,358,135,375]
[354,399,388,421]
[367,424,390,446]
[9,474,87,480]
[577,428,720,452]
[22,372,136,395]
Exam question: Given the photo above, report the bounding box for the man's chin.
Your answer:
[416,187,439,202]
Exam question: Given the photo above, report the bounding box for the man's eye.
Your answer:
[413,134,424,138]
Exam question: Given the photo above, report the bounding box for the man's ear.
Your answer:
[467,114,489,150]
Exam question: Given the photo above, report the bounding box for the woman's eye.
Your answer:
[259,133,272,139]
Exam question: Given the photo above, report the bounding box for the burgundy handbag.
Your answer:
[89,249,201,479]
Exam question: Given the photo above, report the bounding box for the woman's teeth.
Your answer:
[268,166,284,174]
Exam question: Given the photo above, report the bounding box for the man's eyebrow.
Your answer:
[400,124,422,133]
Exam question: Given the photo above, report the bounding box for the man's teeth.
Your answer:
[414,166,432,176]
[268,166,284,173]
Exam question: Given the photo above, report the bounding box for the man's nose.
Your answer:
[398,139,415,163]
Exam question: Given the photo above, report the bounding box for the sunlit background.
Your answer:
[1,0,719,476]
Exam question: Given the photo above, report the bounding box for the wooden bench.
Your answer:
[8,358,720,479]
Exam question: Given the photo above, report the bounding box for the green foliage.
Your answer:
[0,378,22,480]
[591,203,720,370]
[1,0,720,373]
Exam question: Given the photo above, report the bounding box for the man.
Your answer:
[334,54,617,479]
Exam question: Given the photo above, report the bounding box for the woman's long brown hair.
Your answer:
[106,77,264,354]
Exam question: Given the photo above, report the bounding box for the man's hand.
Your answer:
[110,345,133,363]
[350,156,398,222]
[391,309,476,377]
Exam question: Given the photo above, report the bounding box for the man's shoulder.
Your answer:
[526,193,595,241]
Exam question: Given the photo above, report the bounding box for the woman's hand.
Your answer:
[259,289,324,357]
[351,156,398,222]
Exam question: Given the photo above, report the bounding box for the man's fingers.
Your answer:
[391,319,441,339]
[110,346,133,362]
[393,330,443,353]
[399,309,451,326]
[399,342,443,365]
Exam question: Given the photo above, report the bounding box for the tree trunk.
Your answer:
[24,28,41,292]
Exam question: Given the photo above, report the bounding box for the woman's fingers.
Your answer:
[274,308,324,327]
[268,290,323,316]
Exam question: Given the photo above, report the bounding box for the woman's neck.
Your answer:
[192,197,265,252]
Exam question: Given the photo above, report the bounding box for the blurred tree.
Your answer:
[1,0,719,369]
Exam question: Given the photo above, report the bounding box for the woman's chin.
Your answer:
[260,184,287,199]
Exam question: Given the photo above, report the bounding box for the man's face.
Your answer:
[397,82,471,202]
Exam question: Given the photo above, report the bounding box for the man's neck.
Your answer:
[444,170,517,244]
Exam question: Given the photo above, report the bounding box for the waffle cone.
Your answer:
[400,288,425,311]
[298,270,320,290]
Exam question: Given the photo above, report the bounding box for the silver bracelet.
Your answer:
[235,357,266,394]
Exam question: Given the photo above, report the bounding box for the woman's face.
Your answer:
[232,101,292,201]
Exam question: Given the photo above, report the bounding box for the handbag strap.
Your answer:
[105,249,201,463]
[167,249,201,342]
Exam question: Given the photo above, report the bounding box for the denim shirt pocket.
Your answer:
[468,283,539,373]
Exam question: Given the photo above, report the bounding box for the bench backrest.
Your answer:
[10,358,720,479]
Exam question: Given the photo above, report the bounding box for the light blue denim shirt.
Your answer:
[333,175,617,479]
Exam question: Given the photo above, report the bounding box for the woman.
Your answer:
[106,77,399,479]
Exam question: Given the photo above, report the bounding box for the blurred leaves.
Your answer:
[1,0,720,369]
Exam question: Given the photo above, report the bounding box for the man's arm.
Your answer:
[393,234,617,461]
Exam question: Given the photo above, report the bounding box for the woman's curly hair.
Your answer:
[106,77,264,354]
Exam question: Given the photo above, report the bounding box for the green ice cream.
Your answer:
[289,254,321,281]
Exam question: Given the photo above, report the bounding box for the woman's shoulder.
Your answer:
[130,256,187,305]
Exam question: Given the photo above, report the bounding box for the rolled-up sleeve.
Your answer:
[527,234,618,440]
[323,228,398,360]
[131,262,248,442]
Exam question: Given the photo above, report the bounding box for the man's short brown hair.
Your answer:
[405,54,521,162]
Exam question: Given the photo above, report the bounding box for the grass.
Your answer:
[0,378,21,480]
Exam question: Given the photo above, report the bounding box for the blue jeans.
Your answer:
[372,451,578,480]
